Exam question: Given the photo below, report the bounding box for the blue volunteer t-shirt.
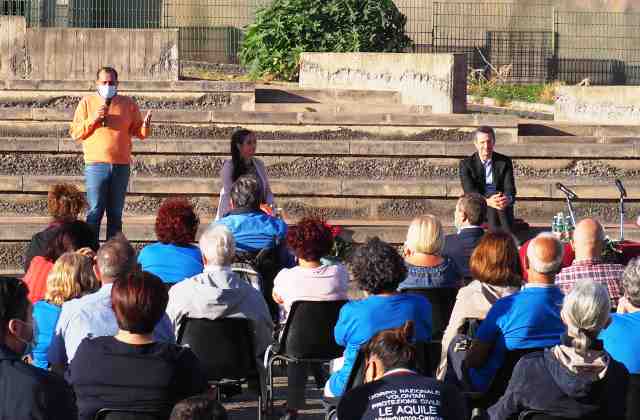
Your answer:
[469,285,565,391]
[138,242,203,284]
[600,311,640,374]
[32,300,62,369]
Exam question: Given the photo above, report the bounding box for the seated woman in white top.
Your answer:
[436,231,521,379]
[272,217,349,420]
[216,128,273,220]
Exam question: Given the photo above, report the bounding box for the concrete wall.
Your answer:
[299,53,466,114]
[0,17,179,81]
[555,86,640,124]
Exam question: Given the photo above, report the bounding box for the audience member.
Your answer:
[325,237,432,398]
[23,220,97,303]
[437,232,521,379]
[24,183,96,271]
[48,235,174,372]
[600,257,640,374]
[338,321,467,420]
[272,217,349,419]
[170,394,228,420]
[489,280,629,420]
[0,277,76,419]
[138,197,203,285]
[398,214,461,290]
[217,128,273,220]
[69,271,208,420]
[166,224,273,369]
[442,193,487,281]
[556,218,624,308]
[449,233,565,392]
[31,252,98,369]
[216,174,287,254]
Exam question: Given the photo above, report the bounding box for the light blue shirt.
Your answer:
[48,283,175,366]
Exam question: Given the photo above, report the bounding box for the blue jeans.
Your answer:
[84,163,130,241]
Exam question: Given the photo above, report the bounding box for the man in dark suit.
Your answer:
[459,126,516,234]
[442,193,487,282]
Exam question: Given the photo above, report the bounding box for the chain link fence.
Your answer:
[3,0,640,83]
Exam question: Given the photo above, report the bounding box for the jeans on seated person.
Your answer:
[444,334,474,392]
[85,163,130,240]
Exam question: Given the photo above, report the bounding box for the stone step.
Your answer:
[0,108,518,128]
[520,122,640,138]
[254,102,432,115]
[254,88,402,105]
[2,175,639,201]
[0,194,636,231]
[1,137,638,158]
[0,80,255,93]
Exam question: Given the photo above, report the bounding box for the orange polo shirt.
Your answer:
[70,94,150,164]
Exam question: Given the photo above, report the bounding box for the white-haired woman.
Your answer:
[398,215,461,291]
[489,280,629,420]
[165,224,273,366]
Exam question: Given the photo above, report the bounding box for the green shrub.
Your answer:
[239,0,413,81]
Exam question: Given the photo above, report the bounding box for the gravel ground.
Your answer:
[0,94,235,110]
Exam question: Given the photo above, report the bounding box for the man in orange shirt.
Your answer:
[70,67,152,240]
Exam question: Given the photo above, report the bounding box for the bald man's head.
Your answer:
[572,218,605,259]
[527,233,564,278]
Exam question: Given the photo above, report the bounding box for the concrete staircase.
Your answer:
[0,83,638,272]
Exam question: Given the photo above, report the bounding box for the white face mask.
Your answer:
[97,84,117,100]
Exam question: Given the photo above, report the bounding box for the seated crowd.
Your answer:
[3,176,640,420]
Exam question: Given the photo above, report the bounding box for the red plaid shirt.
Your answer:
[555,259,624,307]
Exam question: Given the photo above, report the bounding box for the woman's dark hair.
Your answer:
[44,220,99,262]
[350,237,407,294]
[230,128,254,182]
[111,271,169,334]
[286,217,333,261]
[154,198,200,246]
[469,231,521,287]
[170,394,228,420]
[365,321,416,371]
[0,277,30,336]
[48,183,86,222]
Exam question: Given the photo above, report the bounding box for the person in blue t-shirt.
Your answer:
[453,233,565,392]
[31,252,99,369]
[323,237,432,399]
[600,257,640,374]
[138,198,203,285]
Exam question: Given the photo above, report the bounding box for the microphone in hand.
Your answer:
[615,179,627,198]
[102,98,112,127]
[556,182,578,200]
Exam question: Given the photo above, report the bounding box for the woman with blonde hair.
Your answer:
[31,252,98,369]
[398,214,461,291]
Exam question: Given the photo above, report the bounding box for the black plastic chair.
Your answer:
[235,241,283,319]
[402,287,458,375]
[94,408,165,420]
[264,300,347,413]
[626,374,640,420]
[324,348,367,420]
[177,317,264,419]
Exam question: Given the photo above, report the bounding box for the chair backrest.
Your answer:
[94,408,164,420]
[482,348,545,408]
[402,288,458,339]
[235,245,283,318]
[177,317,255,381]
[280,300,347,359]
[344,348,367,392]
[626,374,640,420]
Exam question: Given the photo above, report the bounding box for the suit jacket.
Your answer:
[459,152,517,200]
[442,227,484,280]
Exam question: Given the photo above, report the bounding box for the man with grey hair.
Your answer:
[48,234,174,374]
[166,224,273,366]
[555,218,624,307]
[458,232,565,392]
[600,257,640,375]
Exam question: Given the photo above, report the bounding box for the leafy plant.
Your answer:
[239,0,413,81]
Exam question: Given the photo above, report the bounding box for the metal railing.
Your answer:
[3,0,640,83]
